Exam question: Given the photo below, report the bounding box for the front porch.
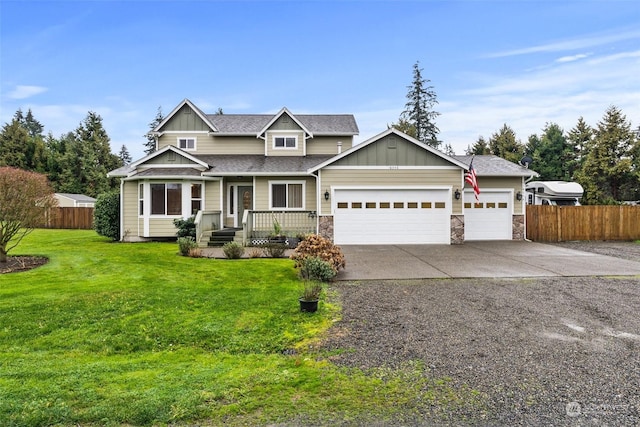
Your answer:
[195,210,318,247]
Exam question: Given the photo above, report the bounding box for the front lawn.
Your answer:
[0,230,479,426]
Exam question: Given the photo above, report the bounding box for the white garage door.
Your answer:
[333,189,450,244]
[464,191,512,240]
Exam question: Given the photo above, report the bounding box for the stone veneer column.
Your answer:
[450,215,464,245]
[512,214,525,240]
[319,216,334,241]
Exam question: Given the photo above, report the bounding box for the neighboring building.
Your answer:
[108,99,537,245]
[54,193,97,208]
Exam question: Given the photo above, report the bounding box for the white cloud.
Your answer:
[8,85,48,100]
[487,28,640,58]
[556,53,591,63]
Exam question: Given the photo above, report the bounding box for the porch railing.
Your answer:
[194,210,222,243]
[243,210,317,245]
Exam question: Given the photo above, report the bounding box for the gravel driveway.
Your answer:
[321,242,640,426]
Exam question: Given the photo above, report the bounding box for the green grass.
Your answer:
[0,230,484,426]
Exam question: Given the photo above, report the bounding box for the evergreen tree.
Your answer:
[488,124,525,163]
[118,145,132,165]
[145,106,164,155]
[466,136,491,155]
[566,117,593,181]
[527,123,573,181]
[59,112,122,198]
[442,143,455,156]
[575,106,635,204]
[398,61,440,147]
[0,117,29,168]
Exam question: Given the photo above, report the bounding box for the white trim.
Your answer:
[161,131,209,134]
[268,180,306,210]
[152,99,217,133]
[272,134,298,150]
[308,127,469,172]
[130,145,209,169]
[257,107,313,139]
[321,165,461,170]
[177,136,197,151]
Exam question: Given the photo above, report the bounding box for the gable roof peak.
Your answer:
[258,107,313,139]
[151,99,218,134]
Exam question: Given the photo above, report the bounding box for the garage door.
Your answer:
[464,191,512,240]
[333,189,450,244]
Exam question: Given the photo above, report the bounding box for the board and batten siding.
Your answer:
[466,176,524,215]
[162,104,211,132]
[122,181,139,238]
[253,176,317,211]
[319,168,463,215]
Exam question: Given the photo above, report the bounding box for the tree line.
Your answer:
[466,106,640,204]
[0,109,129,198]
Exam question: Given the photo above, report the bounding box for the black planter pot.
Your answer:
[299,298,319,313]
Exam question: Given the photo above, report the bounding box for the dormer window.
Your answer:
[274,135,297,149]
[178,137,196,151]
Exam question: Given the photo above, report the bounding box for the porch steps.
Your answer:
[203,228,242,247]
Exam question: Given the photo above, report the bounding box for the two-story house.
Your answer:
[108,99,537,245]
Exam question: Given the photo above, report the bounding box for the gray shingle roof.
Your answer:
[56,193,97,202]
[135,168,205,177]
[196,155,333,174]
[453,155,538,177]
[206,114,359,135]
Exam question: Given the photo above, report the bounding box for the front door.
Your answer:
[237,186,253,227]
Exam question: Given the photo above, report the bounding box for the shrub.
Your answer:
[177,237,198,256]
[298,256,337,282]
[94,191,120,241]
[222,241,245,259]
[290,234,346,272]
[300,280,323,301]
[188,247,202,258]
[262,243,287,258]
[173,216,196,239]
[247,247,263,258]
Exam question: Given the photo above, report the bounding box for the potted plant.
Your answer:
[299,280,323,312]
[269,215,286,244]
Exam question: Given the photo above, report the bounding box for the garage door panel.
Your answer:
[334,189,450,245]
[464,191,511,240]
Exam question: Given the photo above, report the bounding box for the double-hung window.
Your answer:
[271,181,304,209]
[151,183,182,215]
[191,183,202,214]
[274,136,297,149]
[178,138,196,150]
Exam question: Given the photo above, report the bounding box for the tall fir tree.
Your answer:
[118,145,132,165]
[466,136,491,155]
[488,124,525,163]
[145,106,164,155]
[397,61,440,147]
[575,106,635,204]
[527,123,573,181]
[566,117,593,181]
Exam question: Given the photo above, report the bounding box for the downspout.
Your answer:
[120,179,125,241]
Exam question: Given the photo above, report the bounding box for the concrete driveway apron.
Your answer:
[336,241,640,280]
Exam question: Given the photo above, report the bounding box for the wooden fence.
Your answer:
[41,207,95,230]
[526,205,640,242]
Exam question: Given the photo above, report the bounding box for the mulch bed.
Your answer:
[0,256,49,274]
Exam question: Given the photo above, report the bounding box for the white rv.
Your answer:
[525,181,583,206]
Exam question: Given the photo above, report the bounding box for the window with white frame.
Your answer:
[177,137,196,150]
[270,181,304,209]
[151,183,182,215]
[191,183,202,214]
[273,135,297,149]
[139,184,144,216]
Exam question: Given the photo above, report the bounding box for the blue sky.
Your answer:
[1,0,639,160]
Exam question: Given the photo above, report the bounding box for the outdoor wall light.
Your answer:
[454,189,461,200]
[324,190,330,201]
[516,191,523,201]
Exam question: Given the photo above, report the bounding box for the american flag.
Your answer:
[465,156,480,202]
